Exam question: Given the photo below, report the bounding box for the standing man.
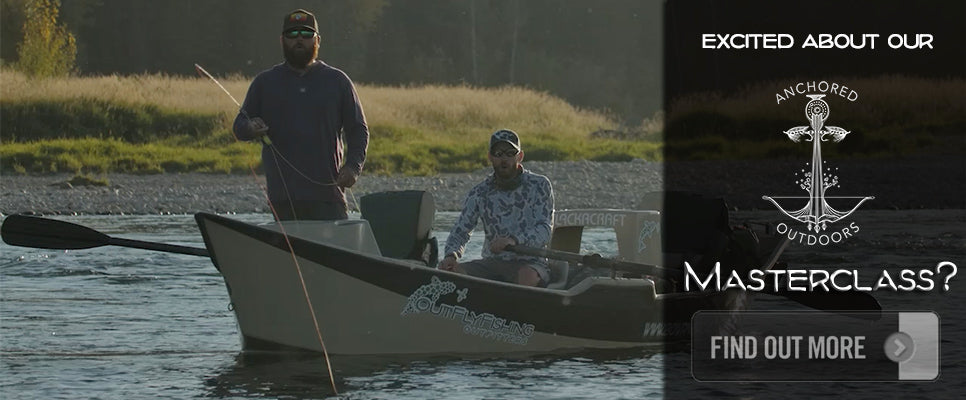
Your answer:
[439,129,555,287]
[233,8,369,220]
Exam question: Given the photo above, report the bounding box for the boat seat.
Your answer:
[266,219,382,256]
[360,190,438,267]
[545,260,570,290]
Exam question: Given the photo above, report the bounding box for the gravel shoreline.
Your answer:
[1,158,961,216]
[0,161,661,216]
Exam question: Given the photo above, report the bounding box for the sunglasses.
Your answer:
[491,149,520,158]
[284,29,316,39]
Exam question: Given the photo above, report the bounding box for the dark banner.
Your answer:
[663,0,964,397]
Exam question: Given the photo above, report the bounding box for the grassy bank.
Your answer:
[665,76,966,160]
[1,70,660,175]
[5,71,957,175]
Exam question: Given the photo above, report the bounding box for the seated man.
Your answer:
[438,129,554,287]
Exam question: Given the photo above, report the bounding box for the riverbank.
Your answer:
[0,161,660,216]
[1,157,961,216]
[2,69,662,176]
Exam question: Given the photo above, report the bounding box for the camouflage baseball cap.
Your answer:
[489,129,521,151]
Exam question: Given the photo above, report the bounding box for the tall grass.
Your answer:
[1,70,249,114]
[1,69,658,175]
[3,71,959,173]
[2,72,616,137]
[1,138,259,174]
[665,76,966,159]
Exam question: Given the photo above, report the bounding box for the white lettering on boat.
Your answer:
[638,220,659,253]
[555,212,627,228]
[400,276,455,316]
[641,322,690,337]
[401,277,535,345]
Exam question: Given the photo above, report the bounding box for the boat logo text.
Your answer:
[638,220,659,253]
[763,83,873,246]
[401,276,535,345]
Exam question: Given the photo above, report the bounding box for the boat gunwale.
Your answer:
[194,212,666,300]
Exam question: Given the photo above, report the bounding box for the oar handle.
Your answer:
[507,244,582,263]
[109,237,209,257]
[507,245,682,280]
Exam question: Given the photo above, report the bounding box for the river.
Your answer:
[1,210,963,399]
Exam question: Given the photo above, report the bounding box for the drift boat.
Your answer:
[4,191,826,356]
[194,190,789,355]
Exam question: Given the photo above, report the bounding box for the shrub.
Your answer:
[15,0,76,78]
[1,98,222,143]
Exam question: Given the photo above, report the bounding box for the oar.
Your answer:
[508,244,881,315]
[759,263,882,318]
[507,244,683,281]
[757,286,882,319]
[2,214,209,257]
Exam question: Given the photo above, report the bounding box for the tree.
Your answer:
[1,0,29,64]
[15,0,76,78]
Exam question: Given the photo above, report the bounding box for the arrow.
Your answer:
[893,338,907,357]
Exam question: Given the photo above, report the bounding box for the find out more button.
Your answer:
[883,331,915,363]
[692,311,940,381]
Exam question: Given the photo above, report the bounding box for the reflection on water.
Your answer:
[204,347,667,399]
[204,352,339,399]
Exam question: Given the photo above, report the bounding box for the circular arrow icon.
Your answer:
[884,332,916,363]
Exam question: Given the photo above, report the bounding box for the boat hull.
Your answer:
[196,213,748,355]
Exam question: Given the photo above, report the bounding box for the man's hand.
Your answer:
[248,117,269,138]
[438,255,459,271]
[489,236,518,254]
[336,167,359,188]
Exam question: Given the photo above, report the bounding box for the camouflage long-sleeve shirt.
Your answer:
[443,169,554,263]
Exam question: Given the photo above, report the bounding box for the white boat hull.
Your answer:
[197,213,749,355]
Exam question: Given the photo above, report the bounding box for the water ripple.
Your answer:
[1,211,963,399]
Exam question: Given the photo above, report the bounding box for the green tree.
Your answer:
[15,0,76,78]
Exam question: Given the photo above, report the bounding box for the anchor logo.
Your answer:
[763,94,873,234]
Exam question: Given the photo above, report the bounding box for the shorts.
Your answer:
[460,258,551,287]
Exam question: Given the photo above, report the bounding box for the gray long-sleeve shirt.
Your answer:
[233,61,368,204]
[444,169,554,264]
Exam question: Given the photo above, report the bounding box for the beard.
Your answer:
[492,160,522,190]
[493,160,518,180]
[283,41,319,69]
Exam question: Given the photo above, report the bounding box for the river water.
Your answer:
[1,210,963,399]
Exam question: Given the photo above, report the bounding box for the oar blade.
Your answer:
[760,287,882,320]
[1,214,110,250]
[766,262,882,318]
